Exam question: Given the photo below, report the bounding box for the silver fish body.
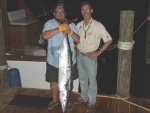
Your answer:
[58,34,72,113]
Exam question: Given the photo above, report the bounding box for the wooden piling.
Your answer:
[0,6,8,87]
[116,10,135,98]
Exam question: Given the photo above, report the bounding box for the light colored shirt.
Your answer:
[42,18,79,68]
[77,18,112,53]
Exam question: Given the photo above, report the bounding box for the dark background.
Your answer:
[7,0,150,99]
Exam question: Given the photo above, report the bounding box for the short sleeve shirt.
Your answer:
[42,18,79,68]
[77,18,112,53]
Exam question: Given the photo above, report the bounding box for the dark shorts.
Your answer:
[45,63,78,82]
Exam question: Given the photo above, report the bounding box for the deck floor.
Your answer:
[0,87,150,113]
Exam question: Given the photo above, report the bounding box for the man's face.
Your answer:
[81,4,93,19]
[53,8,66,20]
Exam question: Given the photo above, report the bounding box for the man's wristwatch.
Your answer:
[97,50,102,55]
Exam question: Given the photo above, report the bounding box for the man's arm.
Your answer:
[42,28,59,39]
[87,39,112,57]
[70,32,80,44]
[97,40,112,55]
[42,23,70,39]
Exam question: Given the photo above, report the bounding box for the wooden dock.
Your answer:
[0,87,150,113]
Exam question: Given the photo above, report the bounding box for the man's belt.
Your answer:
[77,49,87,56]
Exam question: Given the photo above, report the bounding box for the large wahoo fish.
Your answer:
[58,33,72,113]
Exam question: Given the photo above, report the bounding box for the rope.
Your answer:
[107,44,118,50]
[105,17,148,51]
[118,40,135,50]
[0,65,8,71]
[133,18,148,35]
[115,94,130,99]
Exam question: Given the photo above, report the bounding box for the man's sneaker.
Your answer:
[47,101,59,109]
[86,103,95,112]
[66,102,73,111]
[74,97,87,104]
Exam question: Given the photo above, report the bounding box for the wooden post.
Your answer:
[0,6,9,87]
[145,0,150,64]
[116,10,135,98]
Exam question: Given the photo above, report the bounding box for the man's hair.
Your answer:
[80,1,93,9]
[54,4,65,12]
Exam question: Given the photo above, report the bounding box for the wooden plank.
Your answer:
[26,107,41,113]
[130,104,150,113]
[129,97,150,109]
[140,99,150,109]
[39,108,50,113]
[118,100,130,113]
[98,97,109,113]
[0,87,10,100]
[9,107,33,113]
[0,88,19,113]
[108,98,119,113]
[74,102,87,113]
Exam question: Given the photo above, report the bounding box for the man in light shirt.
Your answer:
[74,1,112,112]
[42,4,80,111]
